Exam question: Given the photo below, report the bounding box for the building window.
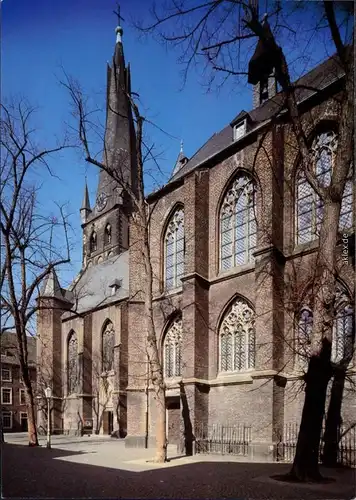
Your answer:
[234,121,246,141]
[260,78,269,104]
[102,320,115,372]
[2,411,12,429]
[220,176,256,271]
[163,318,182,378]
[19,388,26,405]
[67,331,78,395]
[164,208,184,290]
[219,298,255,372]
[1,388,12,405]
[104,224,112,246]
[296,131,353,244]
[20,412,28,431]
[297,284,354,368]
[90,231,97,252]
[1,367,12,382]
[296,308,313,370]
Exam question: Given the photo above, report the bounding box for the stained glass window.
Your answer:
[102,321,115,372]
[163,318,182,378]
[219,299,255,372]
[296,131,353,244]
[220,176,256,271]
[164,208,184,290]
[67,331,78,394]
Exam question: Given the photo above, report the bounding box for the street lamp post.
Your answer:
[44,387,52,449]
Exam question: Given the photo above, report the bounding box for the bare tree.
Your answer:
[135,0,354,480]
[0,98,72,446]
[61,71,169,461]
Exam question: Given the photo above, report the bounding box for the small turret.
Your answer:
[172,140,188,177]
[80,181,91,224]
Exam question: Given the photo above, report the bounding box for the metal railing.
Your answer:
[195,423,251,456]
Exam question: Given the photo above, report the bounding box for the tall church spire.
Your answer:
[94,21,137,217]
[80,180,91,224]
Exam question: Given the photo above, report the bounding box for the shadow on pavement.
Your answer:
[2,443,355,499]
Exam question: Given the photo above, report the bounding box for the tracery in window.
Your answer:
[104,224,112,246]
[67,331,78,394]
[296,284,354,369]
[296,131,353,244]
[90,231,97,252]
[164,208,184,290]
[220,176,256,271]
[163,318,182,378]
[102,321,115,372]
[219,298,255,372]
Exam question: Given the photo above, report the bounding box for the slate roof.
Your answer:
[0,332,36,366]
[63,251,129,317]
[169,53,345,184]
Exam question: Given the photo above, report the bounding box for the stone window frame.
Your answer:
[295,130,353,245]
[163,317,183,379]
[163,206,185,292]
[219,174,257,272]
[101,319,115,374]
[67,330,78,395]
[295,283,354,369]
[218,297,256,373]
[1,387,12,405]
[104,223,112,246]
[1,367,12,382]
[90,231,97,253]
[2,411,12,429]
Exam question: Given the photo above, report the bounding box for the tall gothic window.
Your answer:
[296,284,354,368]
[164,207,184,290]
[163,318,182,378]
[219,298,255,372]
[220,176,256,272]
[104,224,112,246]
[296,308,313,370]
[90,231,97,252]
[296,131,353,244]
[102,321,115,372]
[67,331,78,394]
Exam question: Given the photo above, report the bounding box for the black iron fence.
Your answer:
[276,422,356,468]
[195,423,252,456]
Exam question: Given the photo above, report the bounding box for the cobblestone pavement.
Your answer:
[2,434,355,499]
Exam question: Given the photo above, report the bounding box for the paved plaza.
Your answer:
[2,433,355,499]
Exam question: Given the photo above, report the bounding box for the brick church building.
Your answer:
[37,23,355,458]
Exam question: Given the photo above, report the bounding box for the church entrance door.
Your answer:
[166,397,181,446]
[103,411,114,435]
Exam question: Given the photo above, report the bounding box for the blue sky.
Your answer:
[2,0,344,288]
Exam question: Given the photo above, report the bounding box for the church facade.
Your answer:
[37,26,355,458]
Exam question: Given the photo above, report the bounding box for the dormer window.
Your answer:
[109,279,122,296]
[234,120,247,141]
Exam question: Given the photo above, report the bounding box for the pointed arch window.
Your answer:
[296,284,354,369]
[90,231,97,252]
[296,131,353,244]
[163,318,182,378]
[164,208,184,290]
[219,298,255,372]
[67,331,78,394]
[104,224,112,246]
[219,175,256,272]
[102,321,115,372]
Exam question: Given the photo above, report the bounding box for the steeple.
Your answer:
[80,180,91,224]
[172,140,188,177]
[93,21,137,218]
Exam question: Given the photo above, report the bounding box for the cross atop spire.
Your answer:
[113,3,125,26]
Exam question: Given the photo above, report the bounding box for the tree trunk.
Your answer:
[290,340,332,481]
[322,369,345,466]
[25,383,39,446]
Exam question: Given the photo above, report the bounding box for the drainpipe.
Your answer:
[145,356,149,448]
